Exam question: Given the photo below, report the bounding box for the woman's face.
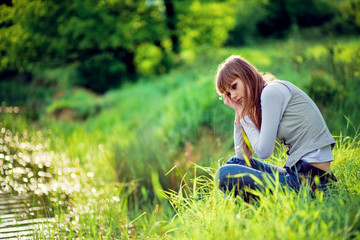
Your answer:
[225,78,246,104]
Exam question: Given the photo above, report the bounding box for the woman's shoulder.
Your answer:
[261,79,292,101]
[263,80,292,96]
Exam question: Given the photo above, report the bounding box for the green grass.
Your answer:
[165,134,360,240]
[1,36,360,239]
[29,131,360,239]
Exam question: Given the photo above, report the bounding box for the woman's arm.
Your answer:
[240,83,291,159]
[224,95,247,159]
[234,122,246,159]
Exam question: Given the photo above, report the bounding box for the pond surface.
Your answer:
[0,117,80,239]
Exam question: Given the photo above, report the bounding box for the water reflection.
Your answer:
[0,126,80,197]
[0,116,87,238]
[0,113,131,238]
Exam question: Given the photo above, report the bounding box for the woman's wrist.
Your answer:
[234,110,242,125]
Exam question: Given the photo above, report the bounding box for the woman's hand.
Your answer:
[223,94,244,125]
[223,94,243,111]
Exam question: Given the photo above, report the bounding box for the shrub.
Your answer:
[77,53,127,94]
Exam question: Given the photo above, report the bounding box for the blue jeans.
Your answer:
[214,156,337,197]
[214,156,302,196]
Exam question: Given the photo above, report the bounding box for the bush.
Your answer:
[77,53,127,93]
[226,0,268,45]
[306,70,346,107]
[226,0,344,44]
[303,44,360,135]
[46,88,102,120]
[135,43,165,77]
[178,1,236,49]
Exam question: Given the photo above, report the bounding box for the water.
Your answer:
[0,192,55,239]
[0,114,80,239]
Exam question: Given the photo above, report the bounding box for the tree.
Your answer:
[177,0,236,49]
[0,0,169,92]
[164,0,179,54]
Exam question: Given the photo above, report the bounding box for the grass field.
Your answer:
[1,36,360,239]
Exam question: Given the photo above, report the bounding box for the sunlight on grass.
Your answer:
[165,133,360,239]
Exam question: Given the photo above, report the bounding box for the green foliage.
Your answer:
[0,74,55,120]
[33,63,80,91]
[46,88,102,120]
[226,0,352,45]
[135,43,165,76]
[289,40,360,135]
[1,0,359,98]
[330,0,360,30]
[178,1,236,49]
[226,0,268,45]
[0,0,169,93]
[77,53,126,93]
[306,70,344,107]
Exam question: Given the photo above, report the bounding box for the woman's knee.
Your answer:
[214,164,248,189]
[215,164,269,193]
[214,165,227,184]
[225,156,258,167]
[214,165,235,192]
[225,156,242,164]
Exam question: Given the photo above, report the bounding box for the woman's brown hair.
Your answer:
[215,55,275,158]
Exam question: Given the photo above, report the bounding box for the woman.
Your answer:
[214,55,337,196]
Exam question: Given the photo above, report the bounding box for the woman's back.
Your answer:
[271,80,335,167]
